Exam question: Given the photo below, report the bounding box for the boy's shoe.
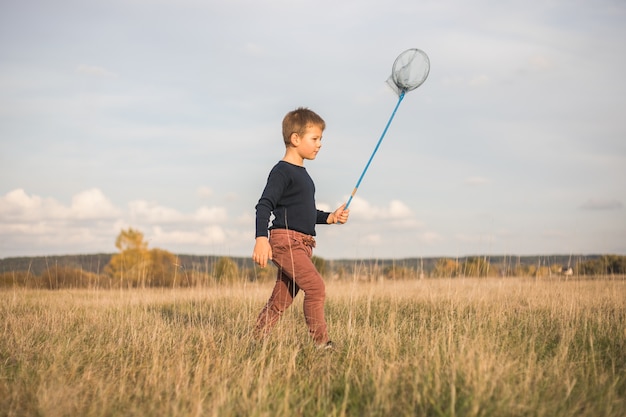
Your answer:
[317,340,334,350]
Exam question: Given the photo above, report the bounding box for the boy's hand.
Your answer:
[252,237,272,268]
[328,204,350,224]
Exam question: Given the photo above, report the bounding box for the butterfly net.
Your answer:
[386,48,430,96]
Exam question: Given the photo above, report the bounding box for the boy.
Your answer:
[252,107,349,348]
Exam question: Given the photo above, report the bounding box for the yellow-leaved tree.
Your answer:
[432,258,460,278]
[105,228,178,287]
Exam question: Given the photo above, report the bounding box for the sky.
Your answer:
[1,0,625,260]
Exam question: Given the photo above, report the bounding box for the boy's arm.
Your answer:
[253,165,285,267]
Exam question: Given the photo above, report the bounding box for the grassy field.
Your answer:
[1,277,625,417]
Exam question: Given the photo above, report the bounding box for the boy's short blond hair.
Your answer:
[282,107,326,146]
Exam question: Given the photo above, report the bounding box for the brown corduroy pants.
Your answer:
[254,229,329,345]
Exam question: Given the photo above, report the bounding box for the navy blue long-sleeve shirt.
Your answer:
[255,160,330,238]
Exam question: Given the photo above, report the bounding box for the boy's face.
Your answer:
[292,124,323,161]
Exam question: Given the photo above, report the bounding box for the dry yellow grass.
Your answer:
[1,277,625,416]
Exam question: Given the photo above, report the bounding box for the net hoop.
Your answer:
[386,48,430,96]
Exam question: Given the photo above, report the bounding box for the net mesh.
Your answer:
[386,48,430,96]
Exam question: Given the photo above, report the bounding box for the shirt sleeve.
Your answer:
[255,167,288,238]
[316,209,331,225]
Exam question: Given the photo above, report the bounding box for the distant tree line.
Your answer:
[0,229,624,289]
[427,255,626,278]
[0,228,271,289]
[575,255,626,276]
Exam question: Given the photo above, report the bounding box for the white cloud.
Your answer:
[151,225,227,246]
[71,188,121,219]
[0,189,120,221]
[347,197,415,222]
[0,189,64,221]
[0,221,58,236]
[0,188,244,257]
[127,200,230,225]
[194,206,229,223]
[129,200,185,223]
[316,202,331,212]
[235,212,254,226]
[0,189,121,256]
[388,200,413,218]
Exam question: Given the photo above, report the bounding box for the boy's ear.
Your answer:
[289,133,300,146]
